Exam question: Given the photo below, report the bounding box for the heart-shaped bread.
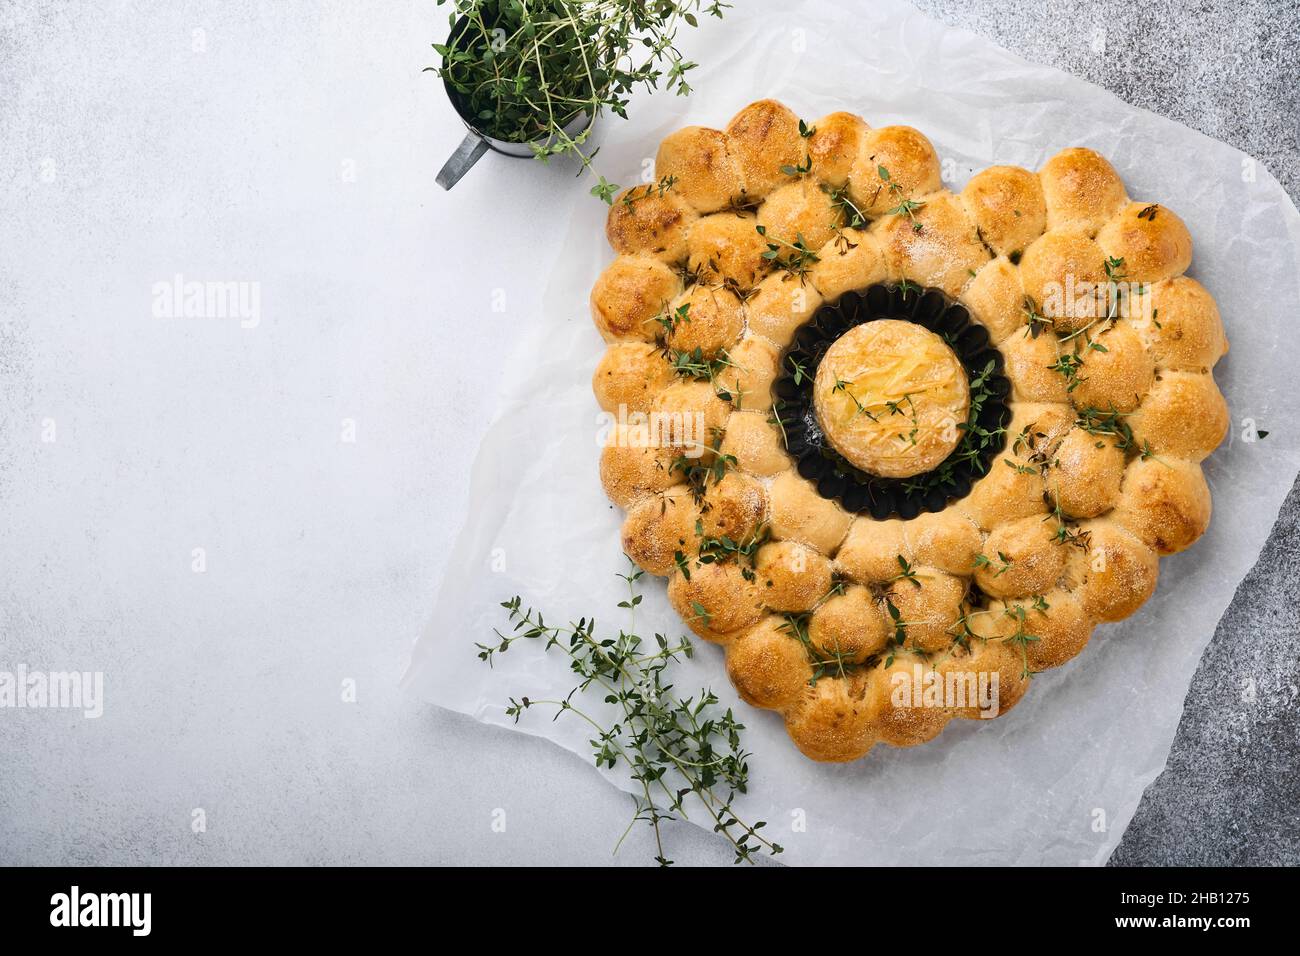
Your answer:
[590,99,1228,761]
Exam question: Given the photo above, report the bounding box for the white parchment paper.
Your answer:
[405,0,1300,865]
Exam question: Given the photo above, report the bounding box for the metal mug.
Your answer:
[434,18,595,190]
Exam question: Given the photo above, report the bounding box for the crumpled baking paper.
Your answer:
[404,0,1300,864]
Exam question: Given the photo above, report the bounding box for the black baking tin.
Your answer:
[771,282,1012,520]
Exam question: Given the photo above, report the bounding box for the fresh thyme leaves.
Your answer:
[798,118,816,138]
[651,302,691,339]
[673,549,692,581]
[889,555,923,588]
[767,403,791,447]
[831,375,878,421]
[1075,404,1135,453]
[755,224,820,281]
[1048,350,1087,392]
[821,183,867,230]
[779,612,857,683]
[876,164,925,232]
[481,564,781,865]
[1023,297,1053,339]
[689,601,712,629]
[1001,603,1041,679]
[1137,204,1159,221]
[695,519,768,578]
[883,596,908,666]
[620,175,679,210]
[1046,500,1091,549]
[785,353,810,386]
[430,0,729,205]
[974,551,1013,577]
[668,346,734,384]
[671,438,736,501]
[780,154,813,177]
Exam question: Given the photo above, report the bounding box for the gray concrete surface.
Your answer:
[0,0,1295,868]
[908,0,1300,867]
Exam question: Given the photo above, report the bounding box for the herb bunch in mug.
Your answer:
[428,0,728,202]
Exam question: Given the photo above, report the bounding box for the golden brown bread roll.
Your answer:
[1038,147,1127,234]
[605,184,697,262]
[668,559,765,640]
[725,99,806,202]
[1112,457,1212,555]
[885,567,967,652]
[876,190,991,297]
[1066,321,1155,413]
[767,470,853,554]
[1069,519,1159,621]
[744,271,823,346]
[1005,401,1077,458]
[1017,229,1108,335]
[807,585,890,663]
[1046,425,1127,518]
[592,342,674,414]
[651,379,731,452]
[754,539,835,611]
[686,212,770,289]
[590,256,682,342]
[806,111,870,188]
[866,661,952,746]
[664,284,745,357]
[960,255,1028,344]
[717,409,788,476]
[809,228,888,302]
[697,470,767,543]
[974,514,1068,599]
[960,453,1050,530]
[999,329,1071,403]
[1017,589,1095,671]
[903,509,984,575]
[847,125,943,216]
[621,486,698,576]
[654,125,743,213]
[1128,371,1229,462]
[713,334,780,410]
[599,426,677,508]
[1137,277,1228,371]
[1097,201,1193,283]
[757,177,843,251]
[836,517,913,583]
[960,165,1047,259]
[725,616,813,710]
[784,672,877,762]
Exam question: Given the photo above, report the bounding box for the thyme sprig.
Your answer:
[779,611,857,684]
[876,164,925,232]
[479,564,781,866]
[755,224,820,282]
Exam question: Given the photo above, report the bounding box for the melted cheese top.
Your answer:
[813,320,970,479]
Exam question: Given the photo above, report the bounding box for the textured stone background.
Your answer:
[0,0,1295,868]
[908,0,1300,866]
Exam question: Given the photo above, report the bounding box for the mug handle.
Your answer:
[436,132,490,190]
